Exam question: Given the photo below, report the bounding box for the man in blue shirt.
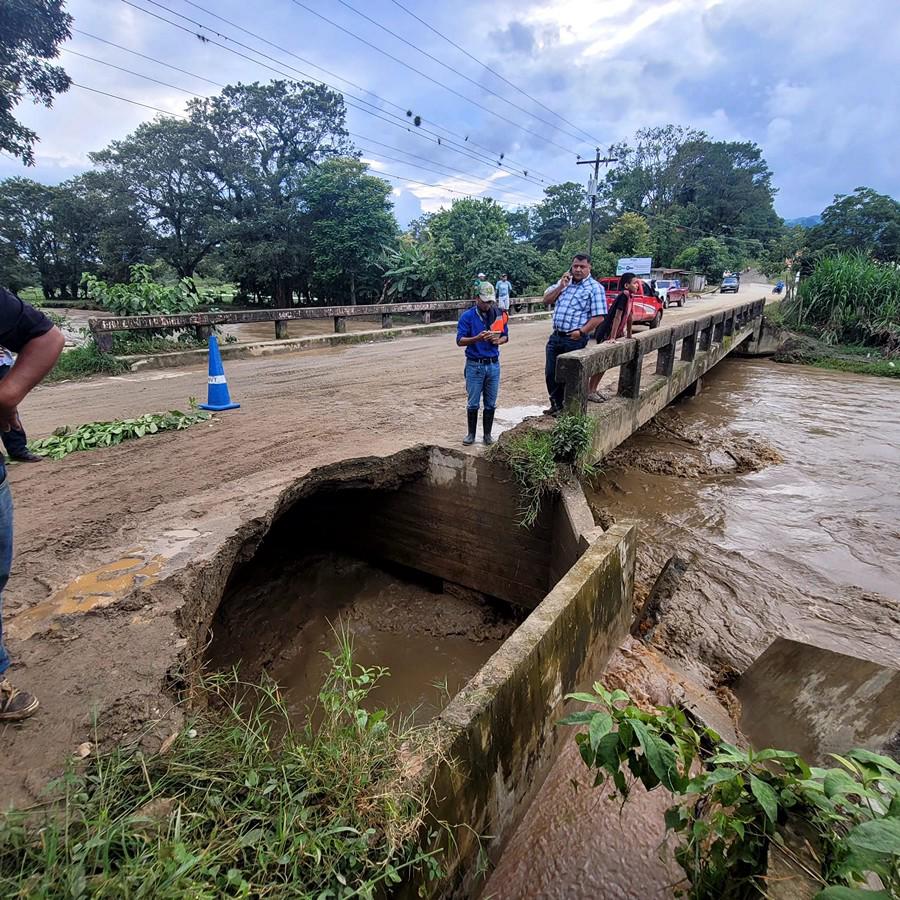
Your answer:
[542,253,607,415]
[456,291,509,446]
[495,274,512,311]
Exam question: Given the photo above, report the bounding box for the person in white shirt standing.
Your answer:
[495,274,512,311]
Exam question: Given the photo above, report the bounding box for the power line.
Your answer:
[62,48,202,97]
[288,0,579,157]
[73,28,225,87]
[387,0,603,147]
[70,81,188,118]
[115,0,551,190]
[330,0,591,149]
[174,0,557,184]
[68,35,542,203]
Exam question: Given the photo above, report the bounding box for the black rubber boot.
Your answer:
[482,408,495,445]
[462,408,478,445]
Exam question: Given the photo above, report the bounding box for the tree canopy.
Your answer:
[0,0,72,164]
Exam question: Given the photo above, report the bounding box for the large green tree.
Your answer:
[807,187,900,262]
[0,0,72,164]
[675,237,732,282]
[90,119,221,279]
[532,181,589,251]
[0,176,99,297]
[603,212,651,257]
[190,80,353,305]
[425,197,509,298]
[303,158,397,304]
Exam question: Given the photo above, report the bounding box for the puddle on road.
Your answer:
[492,404,545,435]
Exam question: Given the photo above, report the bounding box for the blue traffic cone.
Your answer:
[199,335,240,411]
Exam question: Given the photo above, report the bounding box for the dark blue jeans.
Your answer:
[545,332,588,408]
[465,359,500,411]
[0,478,13,676]
[0,366,27,457]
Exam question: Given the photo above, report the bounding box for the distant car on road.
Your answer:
[598,277,664,328]
[720,276,740,294]
[655,279,689,308]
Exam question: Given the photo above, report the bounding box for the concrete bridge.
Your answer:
[553,297,768,459]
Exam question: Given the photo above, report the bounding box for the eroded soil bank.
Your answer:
[483,358,900,899]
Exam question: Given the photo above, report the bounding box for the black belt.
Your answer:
[553,329,582,337]
[468,356,499,363]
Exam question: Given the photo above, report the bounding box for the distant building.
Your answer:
[651,267,706,293]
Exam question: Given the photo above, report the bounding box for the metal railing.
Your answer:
[555,298,766,414]
[87,297,546,352]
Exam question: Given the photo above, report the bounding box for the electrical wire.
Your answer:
[66,38,542,203]
[330,0,591,149]
[117,0,550,188]
[288,0,580,157]
[70,81,188,118]
[387,0,603,147]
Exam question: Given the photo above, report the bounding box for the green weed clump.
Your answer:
[0,640,441,898]
[29,403,212,459]
[499,413,596,527]
[44,344,128,383]
[565,683,900,899]
[786,253,900,350]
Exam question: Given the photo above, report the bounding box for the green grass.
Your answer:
[44,344,128,383]
[0,636,442,898]
[784,252,900,349]
[496,414,596,527]
[803,355,899,378]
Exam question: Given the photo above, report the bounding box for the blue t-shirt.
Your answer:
[456,305,508,360]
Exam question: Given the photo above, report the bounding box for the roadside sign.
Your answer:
[616,257,652,276]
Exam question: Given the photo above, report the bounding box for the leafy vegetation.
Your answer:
[0,0,72,164]
[783,253,900,350]
[564,683,900,899]
[44,344,128,383]
[83,264,200,316]
[29,404,212,459]
[497,414,595,526]
[0,641,442,898]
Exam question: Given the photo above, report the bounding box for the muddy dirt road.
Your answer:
[0,288,764,807]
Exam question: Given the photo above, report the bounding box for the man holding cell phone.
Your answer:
[541,253,607,415]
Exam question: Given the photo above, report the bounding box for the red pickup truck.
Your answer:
[654,279,689,308]
[597,277,664,328]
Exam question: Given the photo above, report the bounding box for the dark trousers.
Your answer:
[545,332,588,408]
[0,366,28,458]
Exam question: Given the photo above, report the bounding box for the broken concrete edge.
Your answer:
[731,315,788,358]
[115,312,553,372]
[402,521,637,899]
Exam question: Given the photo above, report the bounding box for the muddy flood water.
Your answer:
[207,551,517,725]
[482,359,900,900]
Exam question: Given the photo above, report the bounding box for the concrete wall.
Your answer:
[326,448,589,610]
[406,522,637,898]
[733,315,787,357]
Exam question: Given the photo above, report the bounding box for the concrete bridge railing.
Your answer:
[88,297,546,351]
[555,297,766,416]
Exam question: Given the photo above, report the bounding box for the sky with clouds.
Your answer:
[3,0,898,226]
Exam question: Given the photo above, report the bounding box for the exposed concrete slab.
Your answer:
[733,315,787,357]
[736,638,900,765]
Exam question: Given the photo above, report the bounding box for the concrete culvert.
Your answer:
[202,446,595,724]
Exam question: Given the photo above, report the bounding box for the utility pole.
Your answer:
[577,147,618,258]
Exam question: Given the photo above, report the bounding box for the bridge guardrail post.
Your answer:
[422,311,431,324]
[724,310,735,337]
[618,346,644,399]
[713,314,725,345]
[699,320,713,352]
[94,329,114,354]
[656,332,677,376]
[195,325,213,342]
[275,319,289,339]
[334,316,346,333]
[382,313,393,329]
[681,321,699,361]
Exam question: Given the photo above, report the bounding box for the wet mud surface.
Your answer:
[485,359,900,899]
[207,552,517,724]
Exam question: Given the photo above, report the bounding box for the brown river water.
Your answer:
[482,359,900,899]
